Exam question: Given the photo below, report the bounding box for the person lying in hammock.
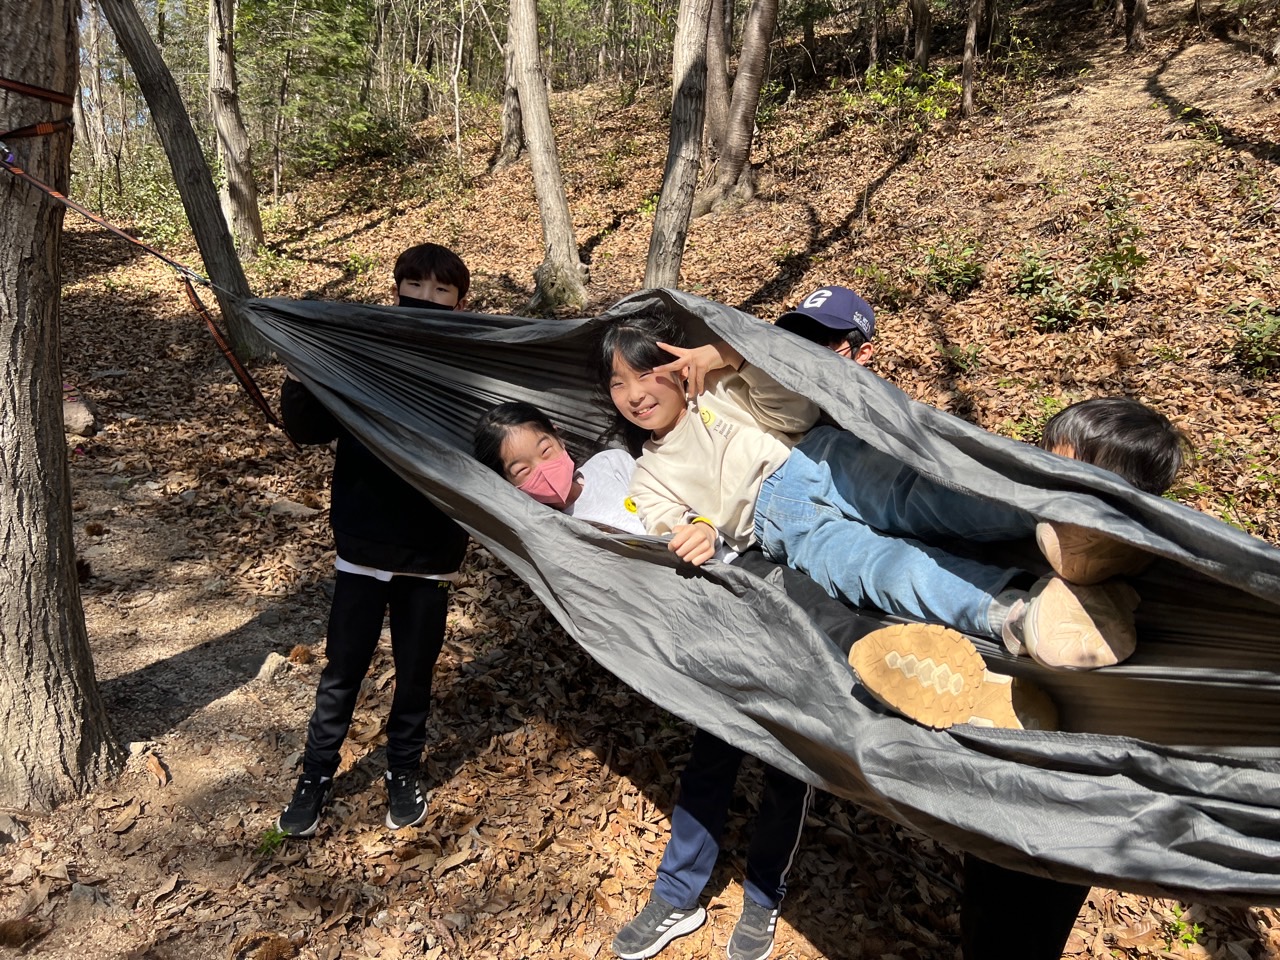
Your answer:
[473,400,1174,960]
[590,311,1147,672]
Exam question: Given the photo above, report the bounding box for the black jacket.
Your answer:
[281,378,469,574]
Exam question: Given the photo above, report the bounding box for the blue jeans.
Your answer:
[753,426,1035,637]
[654,729,813,911]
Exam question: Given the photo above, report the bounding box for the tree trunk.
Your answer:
[1112,0,1127,34]
[1,0,123,813]
[493,38,525,169]
[868,0,880,68]
[1126,0,1147,51]
[208,0,265,258]
[508,0,588,311]
[961,0,982,116]
[645,0,714,288]
[100,0,266,358]
[82,8,113,177]
[704,0,731,159]
[694,0,778,217]
[912,0,932,72]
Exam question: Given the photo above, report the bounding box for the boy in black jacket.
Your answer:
[277,243,472,837]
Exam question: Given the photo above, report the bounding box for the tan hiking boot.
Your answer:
[849,624,987,729]
[1018,576,1140,670]
[1036,521,1152,586]
[965,671,1059,731]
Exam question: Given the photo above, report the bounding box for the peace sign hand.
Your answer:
[653,340,744,400]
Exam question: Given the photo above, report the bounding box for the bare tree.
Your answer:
[508,0,588,310]
[99,0,266,358]
[911,0,932,72]
[645,0,714,288]
[493,37,524,169]
[704,0,731,160]
[208,0,265,257]
[962,0,983,116]
[1,0,123,811]
[694,0,779,216]
[1126,0,1148,51]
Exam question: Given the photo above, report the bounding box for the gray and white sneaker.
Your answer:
[611,893,706,959]
[726,897,780,960]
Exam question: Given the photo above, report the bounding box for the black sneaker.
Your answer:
[385,770,427,830]
[611,893,706,959]
[726,898,779,960]
[277,773,333,838]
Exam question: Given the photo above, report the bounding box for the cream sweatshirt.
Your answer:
[627,362,821,552]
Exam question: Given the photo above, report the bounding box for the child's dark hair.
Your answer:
[394,243,471,300]
[590,313,687,456]
[473,401,555,475]
[1041,397,1189,495]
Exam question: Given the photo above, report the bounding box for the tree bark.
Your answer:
[645,0,714,288]
[508,0,587,311]
[1,0,123,812]
[99,0,266,358]
[694,0,778,217]
[961,0,982,116]
[493,38,525,169]
[82,8,113,178]
[703,0,731,159]
[1113,0,1127,34]
[208,0,265,258]
[912,0,932,72]
[1126,0,1147,51]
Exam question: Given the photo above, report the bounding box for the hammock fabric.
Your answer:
[248,289,1280,905]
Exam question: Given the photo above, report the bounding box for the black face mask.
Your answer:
[396,295,448,310]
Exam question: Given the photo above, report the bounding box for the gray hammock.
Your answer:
[248,289,1280,905]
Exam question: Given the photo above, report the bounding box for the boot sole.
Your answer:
[966,670,1058,731]
[849,625,987,729]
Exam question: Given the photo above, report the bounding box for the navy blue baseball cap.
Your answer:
[776,286,876,342]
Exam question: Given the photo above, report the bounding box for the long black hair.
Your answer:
[473,401,557,475]
[589,312,687,456]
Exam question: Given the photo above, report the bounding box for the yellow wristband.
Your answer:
[690,517,715,529]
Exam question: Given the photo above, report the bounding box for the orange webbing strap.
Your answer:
[0,76,74,106]
[180,276,286,434]
[1,118,74,140]
[0,148,292,442]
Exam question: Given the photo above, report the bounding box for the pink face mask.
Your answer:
[517,449,577,508]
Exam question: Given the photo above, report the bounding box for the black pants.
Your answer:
[961,852,1090,960]
[303,570,451,777]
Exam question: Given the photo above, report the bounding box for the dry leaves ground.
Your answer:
[3,0,1280,957]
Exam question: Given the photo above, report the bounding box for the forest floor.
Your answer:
[4,0,1280,957]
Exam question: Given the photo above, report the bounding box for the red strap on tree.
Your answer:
[0,97,290,440]
[0,75,74,106]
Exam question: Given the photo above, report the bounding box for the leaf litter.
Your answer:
[4,2,1280,957]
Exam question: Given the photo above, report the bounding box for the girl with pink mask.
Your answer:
[472,401,646,535]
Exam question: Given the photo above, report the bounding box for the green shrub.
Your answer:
[940,342,982,374]
[855,64,962,146]
[923,242,984,297]
[295,111,409,172]
[1228,300,1280,377]
[1013,249,1056,298]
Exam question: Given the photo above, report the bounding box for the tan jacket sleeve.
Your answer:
[628,464,690,536]
[734,363,822,434]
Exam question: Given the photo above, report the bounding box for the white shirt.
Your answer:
[565,449,646,535]
[569,449,736,561]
